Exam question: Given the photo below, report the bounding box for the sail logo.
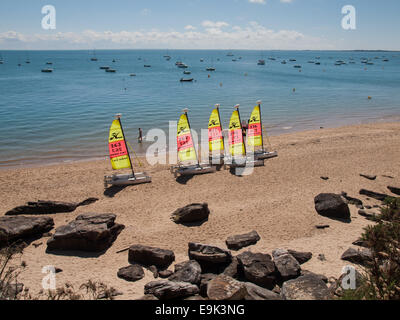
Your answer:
[110,132,123,141]
[41,5,56,30]
[341,5,356,30]
[249,116,259,124]
[229,122,240,129]
[209,119,220,127]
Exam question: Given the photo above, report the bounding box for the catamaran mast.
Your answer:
[183,108,200,166]
[116,114,135,176]
[257,100,265,153]
[235,104,246,156]
[215,103,225,152]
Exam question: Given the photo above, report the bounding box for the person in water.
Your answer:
[242,120,248,138]
[138,128,143,143]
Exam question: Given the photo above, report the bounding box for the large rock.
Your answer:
[341,247,373,266]
[207,274,247,300]
[225,231,260,250]
[281,274,330,300]
[237,251,276,289]
[359,189,390,201]
[129,245,175,268]
[168,260,202,284]
[314,193,350,220]
[341,192,363,207]
[199,273,217,297]
[287,250,312,265]
[5,198,98,216]
[188,242,232,271]
[222,256,240,278]
[244,282,282,300]
[0,216,54,247]
[144,280,199,300]
[46,213,124,252]
[272,249,301,280]
[387,186,400,196]
[117,264,145,282]
[171,203,210,224]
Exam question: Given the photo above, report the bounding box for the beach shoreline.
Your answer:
[1,121,399,299]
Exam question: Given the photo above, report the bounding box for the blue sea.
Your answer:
[0,50,399,168]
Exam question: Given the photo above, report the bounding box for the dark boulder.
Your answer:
[0,216,54,247]
[5,198,98,216]
[237,251,276,289]
[171,203,210,224]
[207,274,247,300]
[168,260,202,284]
[129,245,175,268]
[117,264,145,282]
[272,249,301,280]
[159,270,173,278]
[287,250,312,265]
[388,186,400,196]
[359,189,390,201]
[281,274,329,300]
[46,213,124,252]
[314,193,350,220]
[360,174,377,180]
[222,256,240,278]
[341,192,363,207]
[341,247,373,267]
[199,273,217,297]
[188,242,232,271]
[244,282,282,300]
[144,280,199,300]
[225,230,260,250]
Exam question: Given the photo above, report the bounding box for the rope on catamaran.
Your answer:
[126,140,143,167]
[262,125,273,150]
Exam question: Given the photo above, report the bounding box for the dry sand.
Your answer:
[1,121,399,299]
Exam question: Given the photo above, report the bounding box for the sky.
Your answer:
[0,0,399,50]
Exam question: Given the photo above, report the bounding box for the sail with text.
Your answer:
[108,117,133,172]
[228,107,246,157]
[177,111,198,163]
[208,105,224,155]
[247,104,263,151]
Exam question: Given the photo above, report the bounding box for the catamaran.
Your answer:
[224,105,264,169]
[170,109,216,178]
[208,104,225,166]
[247,101,278,160]
[104,114,151,187]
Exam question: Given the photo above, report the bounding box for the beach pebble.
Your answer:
[360,174,377,180]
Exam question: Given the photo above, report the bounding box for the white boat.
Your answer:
[206,67,215,71]
[257,60,265,65]
[104,114,151,187]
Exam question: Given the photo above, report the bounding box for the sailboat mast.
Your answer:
[184,108,200,166]
[215,104,225,153]
[235,104,247,155]
[257,100,265,153]
[116,114,135,176]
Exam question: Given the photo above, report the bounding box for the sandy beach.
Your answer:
[1,121,399,299]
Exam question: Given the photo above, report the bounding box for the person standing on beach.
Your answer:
[138,128,143,143]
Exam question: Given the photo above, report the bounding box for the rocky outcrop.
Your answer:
[225,231,260,251]
[272,249,301,280]
[46,213,124,252]
[144,280,199,300]
[222,256,240,278]
[199,273,217,297]
[5,198,98,216]
[359,189,390,201]
[128,245,175,268]
[341,247,373,266]
[243,282,282,300]
[170,203,210,224]
[281,274,329,300]
[207,274,247,300]
[314,193,350,220]
[0,216,54,247]
[387,186,400,196]
[341,192,363,208]
[287,250,312,265]
[237,251,276,289]
[168,260,202,285]
[117,264,145,282]
[188,242,232,271]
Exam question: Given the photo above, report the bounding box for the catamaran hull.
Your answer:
[251,151,278,160]
[171,165,216,178]
[104,172,152,187]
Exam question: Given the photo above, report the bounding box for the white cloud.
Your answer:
[280,0,294,3]
[201,20,229,28]
[249,0,266,4]
[184,25,196,30]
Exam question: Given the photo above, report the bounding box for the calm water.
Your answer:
[0,50,399,168]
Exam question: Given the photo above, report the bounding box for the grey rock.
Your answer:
[352,239,369,248]
[46,213,124,252]
[171,203,210,224]
[159,270,173,278]
[225,231,260,250]
[128,245,175,268]
[281,274,329,300]
[147,265,159,278]
[272,248,288,259]
[207,274,247,300]
[188,242,232,271]
[222,256,240,278]
[273,253,301,280]
[287,250,313,264]
[168,260,202,284]
[314,193,351,220]
[237,251,276,289]
[301,270,328,283]
[0,216,54,248]
[5,198,98,216]
[359,189,390,201]
[244,282,282,300]
[117,264,145,282]
[358,209,377,218]
[341,247,373,266]
[199,273,217,297]
[144,280,199,300]
[341,192,363,207]
[388,186,400,196]
[360,174,376,180]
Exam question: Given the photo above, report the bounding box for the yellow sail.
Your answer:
[208,108,224,153]
[108,119,132,170]
[228,110,245,156]
[177,113,197,162]
[247,105,263,149]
